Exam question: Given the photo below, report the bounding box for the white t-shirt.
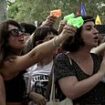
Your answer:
[24,61,53,93]
[26,60,53,76]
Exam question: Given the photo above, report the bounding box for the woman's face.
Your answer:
[81,21,99,48]
[8,24,25,49]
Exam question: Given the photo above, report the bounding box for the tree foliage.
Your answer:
[7,0,105,24]
[0,0,7,22]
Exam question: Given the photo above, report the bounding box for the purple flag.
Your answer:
[80,2,87,16]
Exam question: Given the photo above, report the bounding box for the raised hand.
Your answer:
[41,15,57,27]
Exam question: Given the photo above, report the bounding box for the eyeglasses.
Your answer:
[8,29,24,37]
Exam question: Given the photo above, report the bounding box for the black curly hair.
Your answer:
[62,16,95,52]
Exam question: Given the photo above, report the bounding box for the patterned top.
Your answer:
[53,53,105,104]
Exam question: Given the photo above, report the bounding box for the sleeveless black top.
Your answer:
[54,53,105,104]
[4,72,26,102]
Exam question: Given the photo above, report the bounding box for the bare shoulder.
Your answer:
[0,56,25,79]
[0,53,37,79]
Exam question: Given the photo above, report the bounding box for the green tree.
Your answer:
[7,0,105,24]
[0,0,7,22]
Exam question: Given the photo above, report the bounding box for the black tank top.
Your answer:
[4,72,26,102]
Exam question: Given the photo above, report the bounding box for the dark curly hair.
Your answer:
[23,26,58,53]
[20,23,36,35]
[62,16,95,52]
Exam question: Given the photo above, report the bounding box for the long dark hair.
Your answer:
[0,20,21,65]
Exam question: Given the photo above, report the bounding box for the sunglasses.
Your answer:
[8,29,24,37]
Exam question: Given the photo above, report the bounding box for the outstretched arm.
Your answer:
[1,25,76,79]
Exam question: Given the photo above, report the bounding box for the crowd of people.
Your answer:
[0,10,105,105]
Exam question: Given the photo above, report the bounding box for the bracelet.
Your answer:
[53,36,60,48]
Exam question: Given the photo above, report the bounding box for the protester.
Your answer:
[24,26,58,105]
[53,16,105,105]
[0,16,76,105]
